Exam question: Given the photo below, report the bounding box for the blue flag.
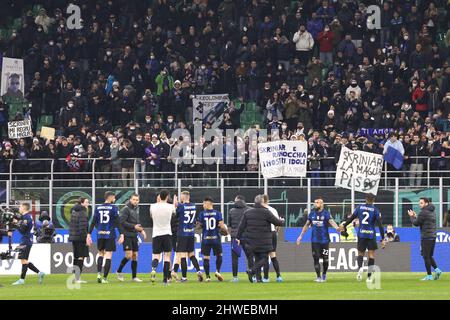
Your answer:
[383,146,404,170]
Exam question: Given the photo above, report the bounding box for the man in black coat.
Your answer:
[69,197,90,284]
[236,195,284,283]
[408,197,442,281]
[228,195,254,282]
[116,193,146,282]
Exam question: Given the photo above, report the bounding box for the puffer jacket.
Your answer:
[229,200,249,238]
[410,204,436,239]
[69,204,88,242]
[237,204,284,253]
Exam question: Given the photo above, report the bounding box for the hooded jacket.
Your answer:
[69,204,88,242]
[119,201,140,237]
[229,199,249,238]
[410,204,436,240]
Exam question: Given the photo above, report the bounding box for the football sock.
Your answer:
[313,257,321,277]
[131,260,137,278]
[232,251,239,277]
[27,262,40,273]
[190,256,201,272]
[181,258,187,278]
[21,264,28,280]
[368,258,375,277]
[104,259,111,278]
[97,256,104,274]
[322,258,329,275]
[151,259,159,270]
[204,259,210,277]
[216,255,222,273]
[272,257,281,277]
[163,261,170,282]
[263,260,269,279]
[357,255,364,269]
[174,263,179,273]
[117,257,129,273]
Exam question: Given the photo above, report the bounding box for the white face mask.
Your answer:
[282,125,288,130]
[76,92,81,97]
[168,118,174,123]
[68,103,74,108]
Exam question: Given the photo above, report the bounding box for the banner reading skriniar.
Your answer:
[335,146,384,195]
[258,140,308,178]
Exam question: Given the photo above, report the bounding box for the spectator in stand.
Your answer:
[292,25,314,67]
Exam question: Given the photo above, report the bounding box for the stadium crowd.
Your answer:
[0,0,449,186]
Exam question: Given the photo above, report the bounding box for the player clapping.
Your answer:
[197,197,228,282]
[296,197,340,282]
[87,191,122,284]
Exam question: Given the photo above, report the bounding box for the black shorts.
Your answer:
[18,244,32,260]
[153,235,172,254]
[97,238,116,252]
[311,242,329,259]
[357,238,378,252]
[176,236,195,253]
[201,242,222,256]
[271,232,278,252]
[171,234,178,250]
[123,236,139,252]
[72,241,89,259]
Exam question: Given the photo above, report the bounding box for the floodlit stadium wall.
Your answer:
[2,227,450,275]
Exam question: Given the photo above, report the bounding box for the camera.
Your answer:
[0,207,21,234]
[0,206,21,260]
[35,211,56,244]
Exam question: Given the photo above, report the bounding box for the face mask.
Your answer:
[404,36,409,40]
[168,118,174,123]
[76,92,81,97]
[108,137,113,143]
[49,41,54,46]
[106,51,112,56]
[351,83,357,87]
[150,55,155,59]
[145,118,151,123]
[136,137,142,141]
[370,37,375,42]
[68,103,74,108]
[130,126,136,131]
[91,137,97,142]
[282,125,288,130]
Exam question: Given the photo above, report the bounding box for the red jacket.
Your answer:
[412,87,428,112]
[317,31,334,53]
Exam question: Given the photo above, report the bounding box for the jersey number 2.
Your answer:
[361,211,370,225]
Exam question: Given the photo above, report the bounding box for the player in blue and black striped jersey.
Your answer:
[87,191,122,284]
[341,194,386,283]
[174,191,203,282]
[197,197,228,282]
[296,197,340,282]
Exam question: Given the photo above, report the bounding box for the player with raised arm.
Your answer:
[296,196,340,282]
[340,194,386,283]
[149,189,176,285]
[197,197,228,282]
[175,191,204,282]
[87,191,123,284]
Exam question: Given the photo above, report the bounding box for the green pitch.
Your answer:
[0,272,449,300]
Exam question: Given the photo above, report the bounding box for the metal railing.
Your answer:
[0,157,448,229]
